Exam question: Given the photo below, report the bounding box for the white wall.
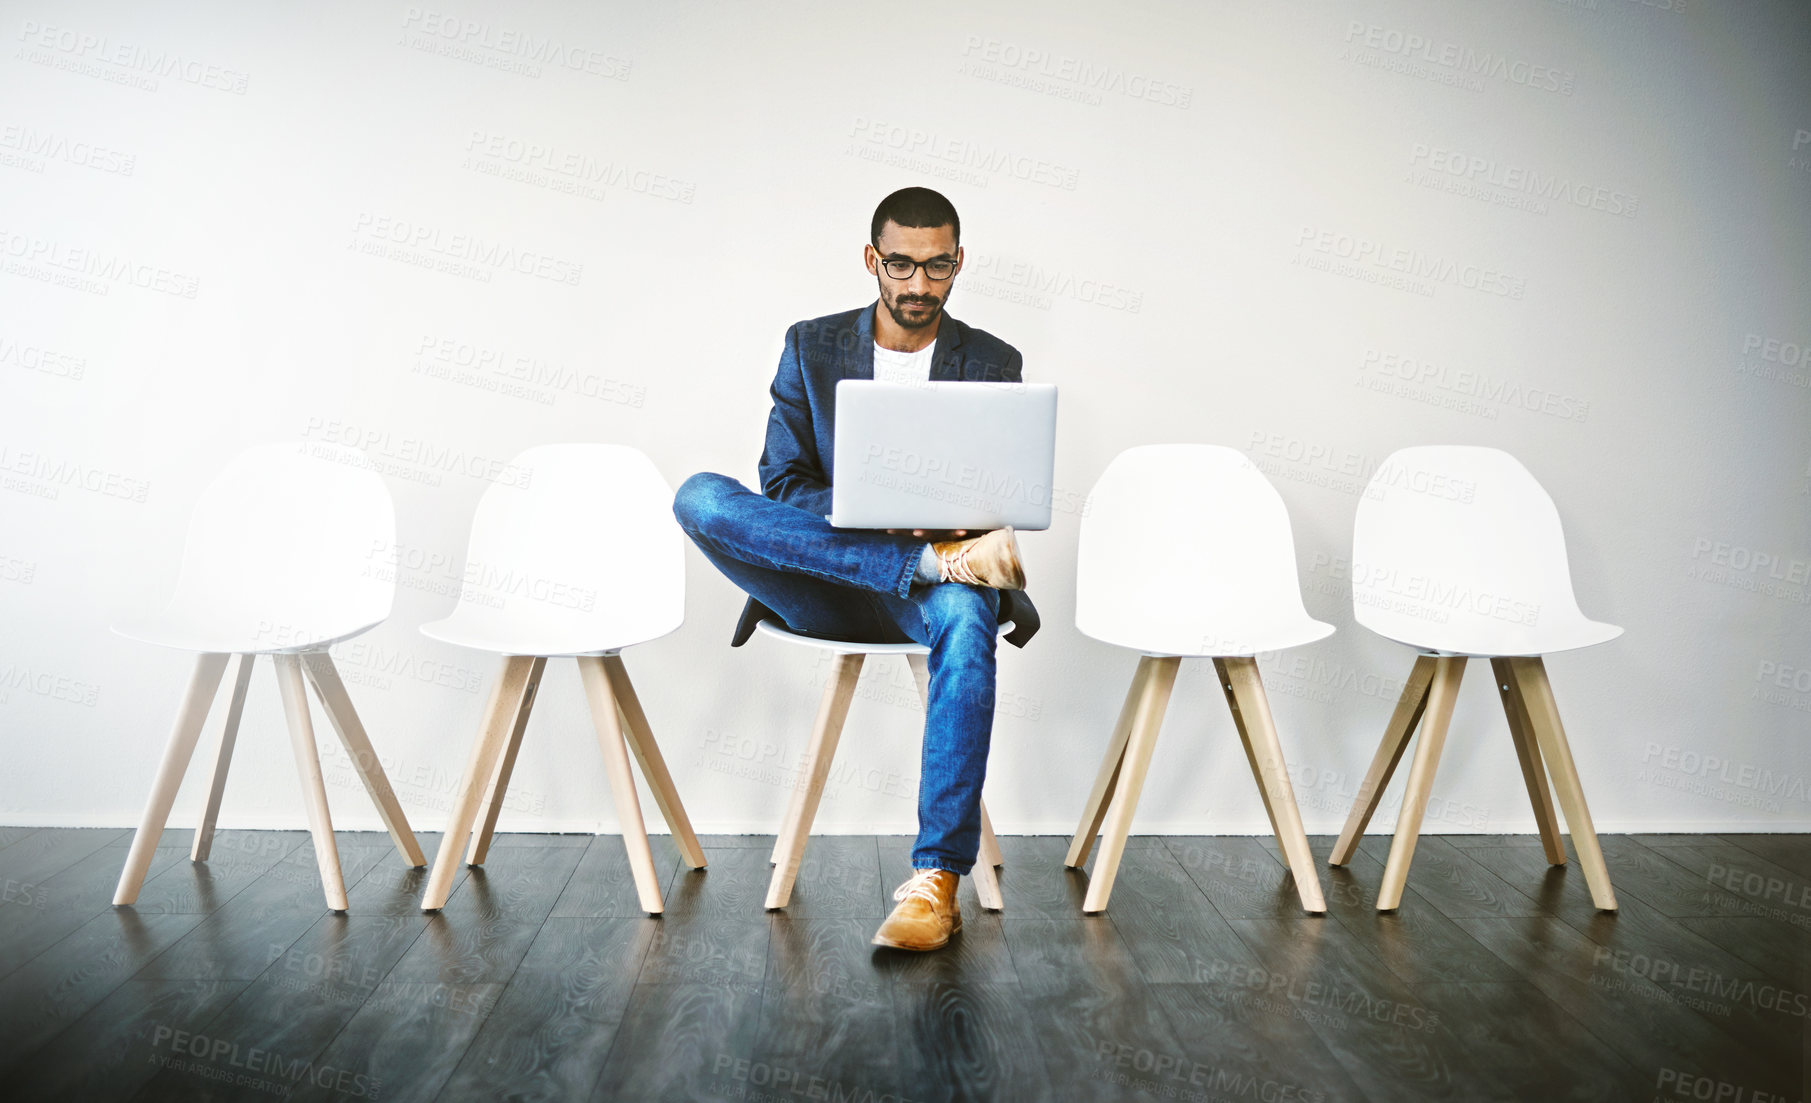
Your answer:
[1,0,1806,839]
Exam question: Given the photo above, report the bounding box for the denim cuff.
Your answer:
[912,857,973,876]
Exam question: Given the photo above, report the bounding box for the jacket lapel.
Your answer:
[930,311,965,380]
[846,303,876,380]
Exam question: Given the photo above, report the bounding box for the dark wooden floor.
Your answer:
[0,827,1805,1102]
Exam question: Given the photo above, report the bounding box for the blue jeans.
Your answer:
[672,472,998,876]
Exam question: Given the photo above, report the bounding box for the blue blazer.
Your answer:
[731,301,1040,648]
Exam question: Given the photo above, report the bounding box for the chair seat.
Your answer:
[752,616,1016,654]
[1077,614,1335,658]
[1363,615,1623,658]
[419,611,678,657]
[112,610,381,654]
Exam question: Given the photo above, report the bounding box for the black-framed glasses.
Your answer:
[877,254,957,281]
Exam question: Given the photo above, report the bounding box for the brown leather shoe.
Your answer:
[871,869,962,951]
[932,527,1025,590]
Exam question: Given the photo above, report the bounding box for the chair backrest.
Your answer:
[1351,446,1612,654]
[166,441,395,647]
[449,443,683,649]
[1075,444,1330,656]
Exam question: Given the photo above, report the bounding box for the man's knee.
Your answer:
[672,471,738,534]
[921,583,1000,638]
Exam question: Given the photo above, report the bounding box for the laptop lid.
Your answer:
[829,380,1059,531]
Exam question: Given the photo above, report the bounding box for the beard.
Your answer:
[881,286,945,329]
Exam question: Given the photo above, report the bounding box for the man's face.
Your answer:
[865,221,962,330]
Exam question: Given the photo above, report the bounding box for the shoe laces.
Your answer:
[893,869,946,906]
[939,541,982,585]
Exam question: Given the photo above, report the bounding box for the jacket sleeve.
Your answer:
[757,323,835,517]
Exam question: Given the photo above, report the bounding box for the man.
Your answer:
[672,187,1038,951]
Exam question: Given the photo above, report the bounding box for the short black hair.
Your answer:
[870,187,960,248]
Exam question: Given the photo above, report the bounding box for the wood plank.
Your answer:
[1718,833,1811,883]
[634,914,767,991]
[0,826,41,851]
[0,842,190,978]
[1098,848,1261,985]
[1372,835,1546,920]
[0,827,130,888]
[288,980,506,1103]
[124,829,309,916]
[1146,982,1371,1103]
[755,917,902,1101]
[1413,981,1646,1100]
[1002,918,1146,999]
[1224,915,1505,1100]
[7,977,251,1103]
[137,841,393,980]
[0,910,206,1068]
[1571,835,1749,918]
[1164,837,1308,920]
[979,835,1094,920]
[588,982,765,1102]
[1321,846,1524,987]
[663,846,774,922]
[548,834,683,919]
[129,914,429,1101]
[890,979,1054,1102]
[344,833,466,916]
[1453,915,1802,1097]
[387,846,587,986]
[761,835,882,920]
[437,917,657,1103]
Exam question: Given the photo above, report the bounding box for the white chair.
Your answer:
[112,442,425,911]
[1330,445,1621,912]
[1066,444,1332,914]
[755,618,1007,912]
[417,444,705,915]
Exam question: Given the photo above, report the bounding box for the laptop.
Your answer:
[828,380,1059,530]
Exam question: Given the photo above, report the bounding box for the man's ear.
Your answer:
[953,245,964,275]
[863,243,877,276]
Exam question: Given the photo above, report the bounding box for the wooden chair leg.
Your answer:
[767,652,864,910]
[1217,658,1326,913]
[421,656,538,911]
[578,655,665,915]
[273,653,348,912]
[1082,656,1181,914]
[191,653,255,862]
[971,798,1004,911]
[1508,657,1616,911]
[772,652,860,866]
[1330,655,1436,866]
[300,651,428,868]
[1065,657,1156,868]
[114,652,231,905]
[1214,658,1289,869]
[979,799,1003,870]
[1490,657,1566,866]
[971,836,1004,911]
[602,654,707,870]
[464,656,546,866]
[1376,656,1466,911]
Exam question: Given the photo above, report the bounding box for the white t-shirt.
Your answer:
[872,340,935,385]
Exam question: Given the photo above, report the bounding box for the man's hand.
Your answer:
[886,528,970,540]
